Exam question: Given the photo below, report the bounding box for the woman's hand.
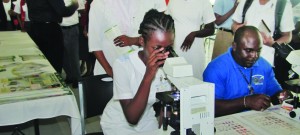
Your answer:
[145,47,169,78]
[180,31,196,52]
[114,35,139,47]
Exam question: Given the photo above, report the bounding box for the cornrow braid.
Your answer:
[138,9,175,42]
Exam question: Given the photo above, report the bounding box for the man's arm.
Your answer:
[214,1,239,26]
[216,94,271,117]
[215,98,245,117]
[93,51,113,77]
[262,31,292,47]
[275,31,292,44]
[292,21,300,43]
[180,22,215,51]
[232,20,246,33]
[48,0,78,17]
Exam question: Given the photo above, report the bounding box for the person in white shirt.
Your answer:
[1,0,16,30]
[232,0,294,90]
[88,0,166,77]
[9,0,35,41]
[100,9,174,135]
[212,0,238,59]
[166,0,216,80]
[60,0,84,87]
[232,0,294,65]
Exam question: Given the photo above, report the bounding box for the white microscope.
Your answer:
[156,54,215,135]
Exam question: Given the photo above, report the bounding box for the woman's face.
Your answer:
[143,30,175,59]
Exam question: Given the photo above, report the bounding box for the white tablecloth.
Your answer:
[0,94,82,135]
[0,31,82,135]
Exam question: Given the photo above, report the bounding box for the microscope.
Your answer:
[273,43,300,122]
[156,53,215,135]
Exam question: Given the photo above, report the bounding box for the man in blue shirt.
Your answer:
[203,26,291,117]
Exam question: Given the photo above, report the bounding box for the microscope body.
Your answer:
[156,56,215,135]
[157,76,215,135]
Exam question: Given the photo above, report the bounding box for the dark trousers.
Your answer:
[78,21,95,76]
[62,25,81,82]
[24,21,34,40]
[29,22,64,73]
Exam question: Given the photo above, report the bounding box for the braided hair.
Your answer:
[138,9,175,42]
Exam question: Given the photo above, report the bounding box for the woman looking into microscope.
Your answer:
[100,9,175,135]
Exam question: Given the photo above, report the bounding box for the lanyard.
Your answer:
[238,68,254,95]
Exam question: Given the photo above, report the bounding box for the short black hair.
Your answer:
[138,9,175,42]
[234,26,260,45]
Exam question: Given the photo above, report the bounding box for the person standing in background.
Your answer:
[291,0,300,50]
[9,0,34,39]
[60,0,84,87]
[88,0,166,77]
[232,0,294,66]
[78,0,95,77]
[165,0,169,5]
[212,0,238,59]
[275,0,300,89]
[26,0,78,73]
[1,0,17,31]
[166,0,215,80]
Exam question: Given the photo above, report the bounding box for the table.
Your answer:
[214,105,300,135]
[0,31,82,135]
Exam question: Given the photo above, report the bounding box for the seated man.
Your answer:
[203,26,291,117]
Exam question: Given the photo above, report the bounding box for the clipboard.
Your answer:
[258,19,271,36]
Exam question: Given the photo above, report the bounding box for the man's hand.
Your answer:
[232,21,247,33]
[83,27,88,38]
[272,90,293,105]
[180,31,196,52]
[71,0,79,8]
[245,94,271,111]
[261,32,275,46]
[234,0,239,7]
[278,90,293,104]
[8,10,16,16]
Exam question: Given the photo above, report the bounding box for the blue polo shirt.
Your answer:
[203,47,282,100]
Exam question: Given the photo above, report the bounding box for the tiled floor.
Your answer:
[0,36,215,135]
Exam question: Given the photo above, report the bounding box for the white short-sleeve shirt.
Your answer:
[60,0,85,26]
[88,0,166,75]
[100,51,171,135]
[232,0,294,65]
[13,0,30,21]
[166,0,215,79]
